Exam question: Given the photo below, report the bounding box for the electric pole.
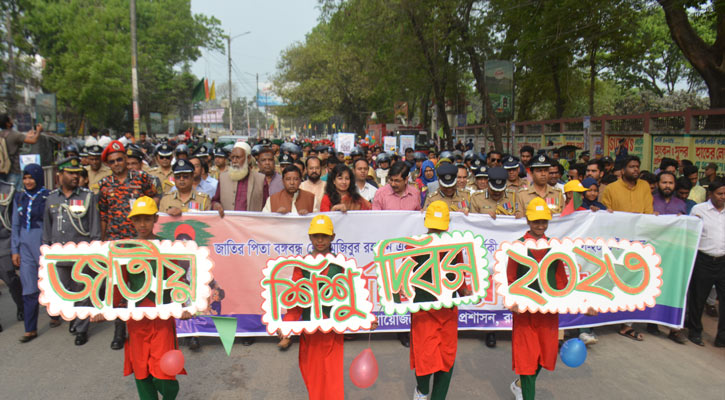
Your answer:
[130,0,140,139]
[225,31,250,134]
[227,33,232,132]
[5,9,16,114]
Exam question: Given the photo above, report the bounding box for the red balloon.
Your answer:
[349,348,378,388]
[159,350,185,376]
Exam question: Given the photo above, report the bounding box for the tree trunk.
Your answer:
[551,58,565,118]
[420,86,431,133]
[658,0,725,109]
[458,0,504,152]
[403,2,452,149]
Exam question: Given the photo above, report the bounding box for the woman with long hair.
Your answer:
[11,163,49,342]
[319,164,371,212]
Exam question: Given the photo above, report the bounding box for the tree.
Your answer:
[658,0,723,108]
[22,0,223,131]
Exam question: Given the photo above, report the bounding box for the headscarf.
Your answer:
[14,163,48,231]
[419,160,437,185]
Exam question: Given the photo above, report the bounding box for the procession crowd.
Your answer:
[0,112,723,400]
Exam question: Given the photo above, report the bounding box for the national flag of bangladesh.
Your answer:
[561,192,583,216]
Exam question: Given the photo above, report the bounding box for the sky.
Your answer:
[190,0,320,100]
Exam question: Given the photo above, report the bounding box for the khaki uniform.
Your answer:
[470,189,519,216]
[506,177,528,193]
[517,185,564,214]
[86,165,111,194]
[209,165,227,181]
[423,188,471,212]
[149,167,175,195]
[158,190,211,213]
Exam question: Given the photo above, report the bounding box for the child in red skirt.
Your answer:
[508,197,596,400]
[411,200,471,400]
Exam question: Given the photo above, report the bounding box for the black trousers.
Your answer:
[0,254,23,313]
[685,252,725,343]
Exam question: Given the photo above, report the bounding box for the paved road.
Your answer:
[0,284,723,399]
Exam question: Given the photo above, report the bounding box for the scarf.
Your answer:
[15,164,48,231]
[419,160,437,185]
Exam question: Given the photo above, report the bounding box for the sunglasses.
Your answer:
[107,158,124,165]
[158,155,172,160]
[489,158,502,163]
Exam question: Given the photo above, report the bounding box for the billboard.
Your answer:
[35,93,57,132]
[484,60,514,120]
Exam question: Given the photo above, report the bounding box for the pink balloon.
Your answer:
[349,348,378,388]
[159,350,185,376]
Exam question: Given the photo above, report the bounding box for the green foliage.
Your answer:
[279,0,720,136]
[21,0,223,131]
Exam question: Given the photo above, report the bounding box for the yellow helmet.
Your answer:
[308,214,334,236]
[525,197,552,221]
[425,200,450,231]
[127,196,158,219]
[563,179,588,193]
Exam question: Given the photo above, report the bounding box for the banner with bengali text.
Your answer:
[156,210,701,337]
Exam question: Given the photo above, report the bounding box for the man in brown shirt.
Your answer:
[516,155,564,214]
[504,156,528,193]
[148,143,175,194]
[158,160,211,215]
[0,114,40,187]
[262,165,314,215]
[84,145,111,194]
[424,162,470,212]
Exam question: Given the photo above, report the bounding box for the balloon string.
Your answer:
[368,331,371,348]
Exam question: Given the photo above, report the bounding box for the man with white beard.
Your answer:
[210,141,265,346]
[212,142,266,217]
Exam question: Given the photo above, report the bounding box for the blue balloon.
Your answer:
[559,338,587,367]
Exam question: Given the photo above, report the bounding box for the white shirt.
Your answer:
[356,181,377,203]
[690,200,725,257]
[85,136,99,147]
[376,168,388,186]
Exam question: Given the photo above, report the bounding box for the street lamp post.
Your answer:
[227,30,251,133]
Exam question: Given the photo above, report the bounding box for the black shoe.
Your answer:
[16,310,23,321]
[75,333,88,346]
[485,332,497,348]
[397,332,410,348]
[188,337,201,351]
[0,323,3,332]
[111,336,125,350]
[714,339,725,348]
[69,324,77,335]
[646,323,660,335]
[241,337,255,346]
[688,335,705,347]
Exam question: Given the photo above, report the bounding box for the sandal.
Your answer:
[277,337,292,351]
[619,327,644,341]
